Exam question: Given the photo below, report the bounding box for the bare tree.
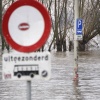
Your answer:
[0,0,2,44]
[1,0,15,53]
[47,0,69,52]
[78,0,100,51]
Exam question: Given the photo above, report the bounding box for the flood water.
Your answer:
[0,50,100,100]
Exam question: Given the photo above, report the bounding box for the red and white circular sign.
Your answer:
[2,0,51,53]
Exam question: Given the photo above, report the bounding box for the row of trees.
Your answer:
[0,0,100,52]
[42,0,100,51]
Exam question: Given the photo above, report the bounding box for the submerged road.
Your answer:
[0,50,100,100]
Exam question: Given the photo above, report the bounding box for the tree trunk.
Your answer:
[0,0,1,33]
[1,1,10,53]
[69,41,73,51]
[62,39,66,52]
[0,0,2,51]
[56,37,62,52]
[78,43,85,51]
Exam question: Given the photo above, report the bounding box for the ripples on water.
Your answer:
[0,51,100,100]
[77,51,100,100]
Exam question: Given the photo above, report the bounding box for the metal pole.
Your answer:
[74,0,79,80]
[27,81,31,100]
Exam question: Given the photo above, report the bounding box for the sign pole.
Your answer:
[74,0,79,80]
[27,81,31,100]
[27,0,31,99]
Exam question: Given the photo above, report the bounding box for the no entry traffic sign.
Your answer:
[2,0,51,52]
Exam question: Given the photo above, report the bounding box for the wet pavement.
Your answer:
[0,50,100,100]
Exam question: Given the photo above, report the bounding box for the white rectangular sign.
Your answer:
[76,35,83,41]
[2,52,51,80]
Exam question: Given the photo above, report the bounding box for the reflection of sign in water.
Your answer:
[14,65,39,78]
